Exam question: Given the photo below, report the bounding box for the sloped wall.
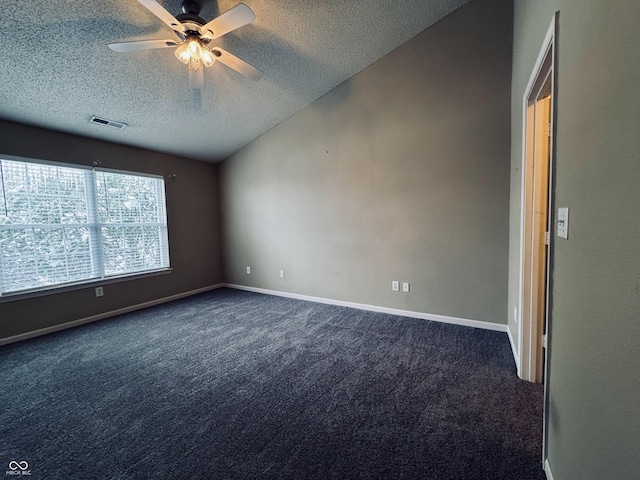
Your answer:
[219,0,513,324]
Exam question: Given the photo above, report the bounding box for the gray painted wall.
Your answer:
[510,0,640,478]
[219,0,513,324]
[0,120,223,341]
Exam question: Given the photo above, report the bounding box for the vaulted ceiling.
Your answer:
[0,0,468,163]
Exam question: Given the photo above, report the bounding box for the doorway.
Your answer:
[518,16,556,385]
[518,13,558,470]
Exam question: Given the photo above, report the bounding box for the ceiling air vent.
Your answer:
[90,116,127,130]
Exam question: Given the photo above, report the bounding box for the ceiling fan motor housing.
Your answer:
[181,0,201,15]
[177,0,208,34]
[176,15,209,34]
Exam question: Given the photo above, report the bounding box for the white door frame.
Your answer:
[517,14,557,383]
[517,12,558,467]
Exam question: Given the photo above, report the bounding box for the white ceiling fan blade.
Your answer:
[211,48,263,81]
[138,0,185,33]
[189,68,204,89]
[108,39,180,52]
[201,4,256,40]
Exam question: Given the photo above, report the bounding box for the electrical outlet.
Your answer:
[402,282,410,293]
[246,266,251,274]
[392,281,399,292]
[280,270,285,278]
[95,286,104,297]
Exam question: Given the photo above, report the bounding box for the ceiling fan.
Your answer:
[108,0,263,89]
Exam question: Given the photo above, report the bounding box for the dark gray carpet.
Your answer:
[1,288,545,479]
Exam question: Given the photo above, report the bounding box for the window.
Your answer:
[0,157,170,296]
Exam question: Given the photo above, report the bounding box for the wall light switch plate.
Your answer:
[402,282,410,293]
[392,281,399,292]
[557,207,569,239]
[246,266,251,274]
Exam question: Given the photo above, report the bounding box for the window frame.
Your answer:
[0,154,172,303]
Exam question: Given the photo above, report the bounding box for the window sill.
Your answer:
[0,268,172,304]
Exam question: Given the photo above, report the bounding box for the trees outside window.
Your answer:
[0,158,169,295]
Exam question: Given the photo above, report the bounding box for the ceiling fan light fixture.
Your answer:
[200,48,216,67]
[176,37,201,63]
[175,42,192,64]
[175,37,216,68]
[188,57,202,71]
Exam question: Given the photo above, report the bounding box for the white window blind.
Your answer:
[0,158,169,295]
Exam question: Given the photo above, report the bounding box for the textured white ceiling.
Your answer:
[0,0,468,163]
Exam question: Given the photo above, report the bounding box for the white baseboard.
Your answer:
[225,284,508,333]
[2,283,508,346]
[507,325,520,375]
[0,284,225,347]
[544,458,555,480]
